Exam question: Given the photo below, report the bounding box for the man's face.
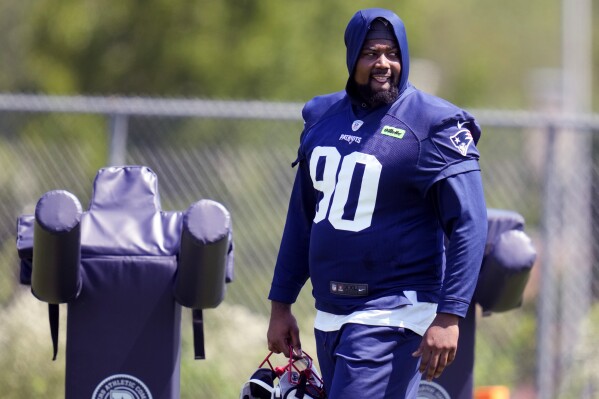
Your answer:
[353,38,401,106]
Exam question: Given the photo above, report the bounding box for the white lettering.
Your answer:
[339,134,362,144]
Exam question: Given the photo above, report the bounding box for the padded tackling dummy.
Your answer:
[474,209,536,314]
[426,208,536,399]
[16,166,233,399]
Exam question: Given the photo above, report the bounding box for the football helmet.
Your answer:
[239,348,326,399]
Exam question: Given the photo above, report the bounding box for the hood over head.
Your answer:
[344,8,410,95]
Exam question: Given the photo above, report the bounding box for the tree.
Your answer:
[0,0,569,109]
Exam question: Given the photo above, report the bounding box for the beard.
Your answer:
[355,80,399,108]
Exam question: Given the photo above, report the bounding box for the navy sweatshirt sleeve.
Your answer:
[432,170,487,317]
[268,158,314,304]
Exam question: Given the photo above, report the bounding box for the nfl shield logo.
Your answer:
[352,120,364,131]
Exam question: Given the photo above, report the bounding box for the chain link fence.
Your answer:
[1,94,599,399]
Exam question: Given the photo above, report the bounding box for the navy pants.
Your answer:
[314,324,422,399]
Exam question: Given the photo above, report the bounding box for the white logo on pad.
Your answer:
[92,374,153,399]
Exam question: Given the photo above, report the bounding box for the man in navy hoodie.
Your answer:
[267,8,487,398]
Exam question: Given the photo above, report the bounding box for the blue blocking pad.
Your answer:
[16,166,233,399]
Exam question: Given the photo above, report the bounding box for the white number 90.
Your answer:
[309,146,382,232]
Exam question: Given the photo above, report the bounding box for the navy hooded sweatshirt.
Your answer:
[268,8,487,318]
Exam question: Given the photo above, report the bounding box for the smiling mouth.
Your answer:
[372,75,391,83]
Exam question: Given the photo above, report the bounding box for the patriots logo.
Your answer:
[450,121,473,156]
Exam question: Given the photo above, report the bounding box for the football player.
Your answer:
[267,8,487,398]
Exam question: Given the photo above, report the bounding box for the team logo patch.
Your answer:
[92,374,153,399]
[330,281,368,296]
[352,120,364,131]
[381,125,406,139]
[417,381,451,399]
[450,121,473,156]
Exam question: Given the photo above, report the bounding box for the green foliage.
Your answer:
[558,302,599,397]
[0,113,108,210]
[475,307,537,389]
[0,240,19,306]
[0,291,66,398]
[0,0,569,108]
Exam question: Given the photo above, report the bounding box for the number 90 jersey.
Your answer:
[269,86,482,315]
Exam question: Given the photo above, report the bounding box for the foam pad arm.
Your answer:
[31,190,83,304]
[474,229,536,313]
[175,200,232,309]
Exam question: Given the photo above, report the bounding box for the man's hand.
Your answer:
[267,301,302,357]
[412,313,459,381]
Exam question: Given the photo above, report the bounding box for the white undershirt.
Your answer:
[313,291,437,336]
